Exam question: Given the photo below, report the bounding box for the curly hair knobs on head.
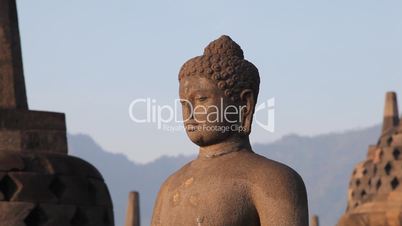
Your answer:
[178,35,260,103]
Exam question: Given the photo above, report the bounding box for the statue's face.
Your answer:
[179,75,241,147]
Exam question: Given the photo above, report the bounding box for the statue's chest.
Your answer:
[158,174,259,226]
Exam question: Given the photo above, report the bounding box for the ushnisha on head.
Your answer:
[178,35,260,147]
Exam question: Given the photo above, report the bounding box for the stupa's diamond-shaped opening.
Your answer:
[71,208,88,226]
[391,177,399,190]
[0,175,18,201]
[385,162,392,175]
[355,179,361,187]
[387,137,393,145]
[393,148,401,160]
[376,179,382,190]
[24,206,48,226]
[49,177,66,199]
[360,190,367,198]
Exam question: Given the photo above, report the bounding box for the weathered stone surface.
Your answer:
[88,178,113,207]
[0,0,27,110]
[392,134,402,147]
[0,151,23,171]
[383,92,399,133]
[39,204,76,226]
[19,153,52,174]
[81,206,111,226]
[0,201,34,226]
[45,154,103,179]
[125,191,140,226]
[21,130,67,153]
[0,111,67,154]
[55,175,90,205]
[0,131,21,151]
[310,215,319,226]
[0,110,66,130]
[8,172,57,203]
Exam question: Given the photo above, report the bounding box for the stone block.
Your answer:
[19,153,53,174]
[0,109,66,131]
[79,206,111,226]
[8,172,57,203]
[88,178,113,207]
[0,131,21,151]
[0,151,23,171]
[392,133,402,147]
[21,130,67,154]
[55,175,90,205]
[45,154,102,179]
[39,204,76,226]
[0,201,35,226]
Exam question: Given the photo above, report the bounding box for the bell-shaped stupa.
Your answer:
[0,1,114,225]
[337,92,402,226]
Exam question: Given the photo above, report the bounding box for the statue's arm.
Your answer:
[150,181,169,226]
[252,168,309,226]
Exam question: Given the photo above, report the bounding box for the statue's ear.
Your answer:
[240,89,255,136]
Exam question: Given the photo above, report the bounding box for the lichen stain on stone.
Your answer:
[189,194,199,206]
[172,192,180,205]
[184,177,194,187]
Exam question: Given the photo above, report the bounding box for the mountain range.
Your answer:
[68,124,381,226]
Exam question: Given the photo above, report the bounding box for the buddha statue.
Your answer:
[151,35,309,226]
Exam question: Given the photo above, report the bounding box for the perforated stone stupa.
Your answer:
[337,92,402,226]
[0,1,114,225]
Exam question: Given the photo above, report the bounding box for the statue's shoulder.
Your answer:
[159,160,195,191]
[243,152,306,193]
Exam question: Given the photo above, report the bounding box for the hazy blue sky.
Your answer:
[17,0,402,163]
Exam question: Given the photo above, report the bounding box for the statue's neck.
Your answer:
[198,135,252,159]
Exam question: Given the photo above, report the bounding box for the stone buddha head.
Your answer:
[178,35,260,147]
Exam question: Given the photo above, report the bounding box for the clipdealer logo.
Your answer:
[128,98,275,133]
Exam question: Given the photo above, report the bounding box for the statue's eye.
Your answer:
[196,96,208,102]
